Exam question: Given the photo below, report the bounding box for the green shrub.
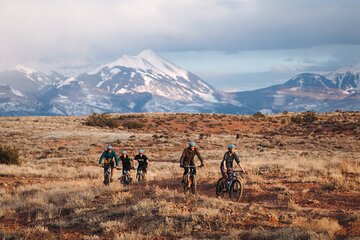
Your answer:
[253,112,265,118]
[0,145,21,165]
[83,113,120,128]
[122,121,145,129]
[303,111,317,123]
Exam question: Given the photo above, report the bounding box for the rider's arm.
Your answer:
[113,151,119,167]
[235,154,245,173]
[222,153,227,170]
[195,149,204,166]
[144,155,150,167]
[238,162,245,173]
[98,151,105,165]
[179,149,186,166]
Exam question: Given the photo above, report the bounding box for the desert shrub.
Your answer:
[21,226,57,240]
[123,121,145,129]
[0,145,21,165]
[84,113,120,128]
[199,133,211,139]
[293,217,342,234]
[283,110,289,114]
[291,115,303,124]
[291,112,317,124]
[303,111,318,123]
[253,112,265,118]
[241,227,325,240]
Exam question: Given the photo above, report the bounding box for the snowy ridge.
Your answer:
[89,49,189,80]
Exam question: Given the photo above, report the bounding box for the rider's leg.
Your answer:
[110,162,115,182]
[220,167,227,179]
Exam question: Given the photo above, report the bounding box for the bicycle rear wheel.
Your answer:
[229,179,243,202]
[216,178,226,198]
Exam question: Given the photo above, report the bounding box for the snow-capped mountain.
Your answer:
[233,67,360,113]
[0,66,64,115]
[46,50,247,115]
[0,52,359,116]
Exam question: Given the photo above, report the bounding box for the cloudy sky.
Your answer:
[1,0,360,90]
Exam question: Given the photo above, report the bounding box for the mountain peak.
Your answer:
[13,65,36,75]
[137,49,157,59]
[88,50,190,80]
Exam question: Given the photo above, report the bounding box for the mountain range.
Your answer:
[0,50,359,116]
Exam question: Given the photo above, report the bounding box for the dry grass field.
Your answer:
[0,112,359,239]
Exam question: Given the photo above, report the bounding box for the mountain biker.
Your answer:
[98,145,119,183]
[220,144,245,181]
[134,149,149,179]
[180,141,204,184]
[120,150,134,179]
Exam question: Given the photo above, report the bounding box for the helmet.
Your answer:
[188,141,196,147]
[107,145,112,150]
[228,144,236,150]
[139,149,144,153]
[122,150,127,154]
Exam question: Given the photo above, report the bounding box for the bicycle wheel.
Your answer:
[136,173,141,182]
[127,173,132,185]
[137,171,144,183]
[216,178,226,198]
[104,171,110,186]
[183,175,189,194]
[229,179,243,202]
[191,174,197,194]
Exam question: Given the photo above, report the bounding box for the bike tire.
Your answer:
[191,174,197,194]
[229,179,243,202]
[216,178,226,198]
[104,171,110,186]
[137,171,144,183]
[183,175,189,194]
[136,173,141,183]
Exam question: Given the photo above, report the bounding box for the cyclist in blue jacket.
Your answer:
[99,145,119,183]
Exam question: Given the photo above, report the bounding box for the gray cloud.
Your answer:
[0,0,359,72]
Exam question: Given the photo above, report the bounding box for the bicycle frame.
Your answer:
[226,171,239,190]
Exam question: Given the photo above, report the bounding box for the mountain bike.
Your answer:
[120,169,132,185]
[136,168,146,182]
[216,170,244,201]
[182,166,199,194]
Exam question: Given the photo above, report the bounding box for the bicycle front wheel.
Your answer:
[229,179,243,202]
[191,175,197,194]
[104,172,110,186]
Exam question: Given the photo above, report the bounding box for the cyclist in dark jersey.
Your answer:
[180,141,204,183]
[134,149,149,178]
[119,150,134,178]
[98,145,119,182]
[220,144,245,180]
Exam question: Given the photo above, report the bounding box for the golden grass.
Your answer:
[0,112,359,239]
